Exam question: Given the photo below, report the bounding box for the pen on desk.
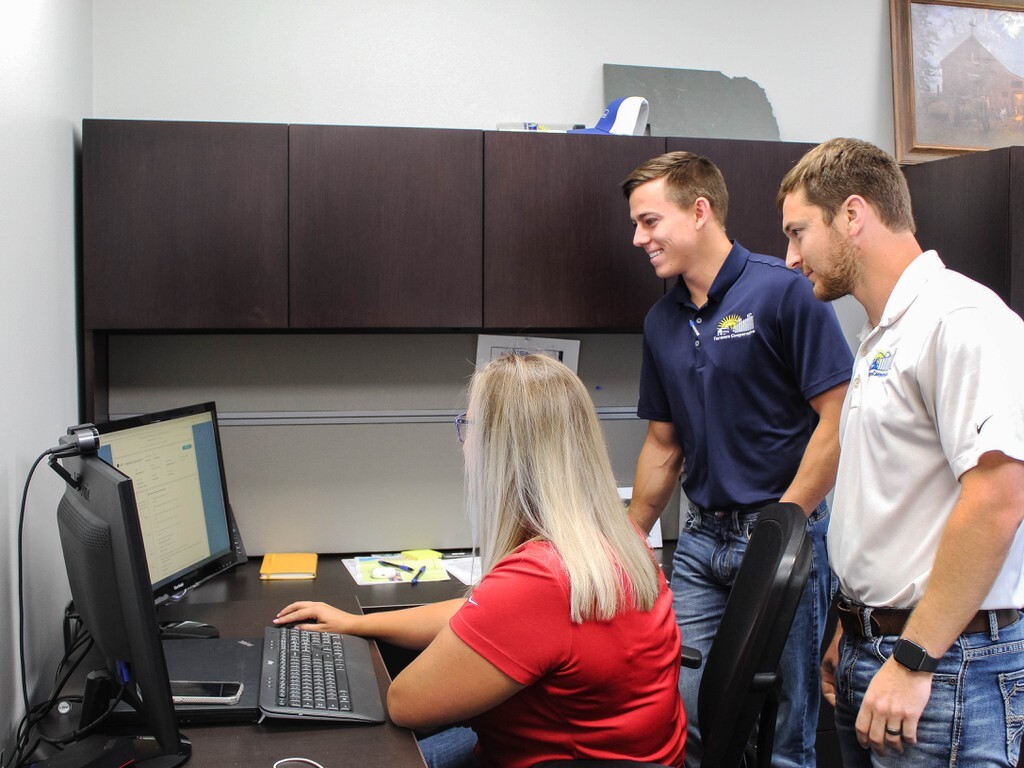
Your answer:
[377,559,416,573]
[411,565,426,584]
[688,319,700,337]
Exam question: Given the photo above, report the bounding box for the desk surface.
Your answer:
[49,547,673,767]
[165,556,469,768]
[112,557,465,768]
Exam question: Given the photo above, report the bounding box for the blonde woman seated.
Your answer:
[276,354,686,768]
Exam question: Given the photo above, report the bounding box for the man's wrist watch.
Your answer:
[892,637,940,673]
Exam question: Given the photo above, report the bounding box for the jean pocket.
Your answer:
[871,637,891,664]
[1000,668,1024,766]
[836,634,860,709]
[807,501,829,525]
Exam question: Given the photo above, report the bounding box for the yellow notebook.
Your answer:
[259,552,318,580]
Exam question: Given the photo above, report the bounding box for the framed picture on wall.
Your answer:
[890,0,1024,163]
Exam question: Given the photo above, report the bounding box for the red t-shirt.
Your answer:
[449,541,686,768]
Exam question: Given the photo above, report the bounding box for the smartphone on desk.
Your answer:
[170,680,243,706]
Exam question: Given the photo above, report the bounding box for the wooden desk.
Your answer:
[95,556,464,768]
[48,549,676,767]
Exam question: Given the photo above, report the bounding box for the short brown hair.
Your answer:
[776,138,915,233]
[622,151,729,227]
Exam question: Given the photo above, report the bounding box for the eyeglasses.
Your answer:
[454,413,471,443]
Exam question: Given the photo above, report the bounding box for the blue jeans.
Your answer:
[672,501,833,768]
[834,612,1024,767]
[418,726,480,768]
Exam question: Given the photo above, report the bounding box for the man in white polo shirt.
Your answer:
[777,137,1024,767]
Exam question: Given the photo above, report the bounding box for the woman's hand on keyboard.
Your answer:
[278,598,467,651]
[275,601,360,635]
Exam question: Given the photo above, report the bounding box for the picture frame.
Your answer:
[890,0,1024,163]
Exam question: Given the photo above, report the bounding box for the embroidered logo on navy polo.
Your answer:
[868,349,895,377]
[714,313,756,341]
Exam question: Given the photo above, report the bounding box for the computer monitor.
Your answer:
[56,453,191,766]
[91,402,245,605]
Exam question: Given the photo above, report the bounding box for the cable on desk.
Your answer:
[273,759,325,768]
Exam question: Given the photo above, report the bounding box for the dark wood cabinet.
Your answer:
[483,132,667,329]
[667,137,816,259]
[82,120,289,329]
[78,121,884,420]
[289,125,483,328]
[902,146,1023,315]
[81,123,818,335]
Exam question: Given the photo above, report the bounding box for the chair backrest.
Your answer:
[697,502,812,768]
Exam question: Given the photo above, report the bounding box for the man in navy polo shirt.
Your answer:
[622,151,853,768]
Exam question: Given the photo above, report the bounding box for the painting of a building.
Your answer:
[941,32,1023,122]
[916,27,1024,149]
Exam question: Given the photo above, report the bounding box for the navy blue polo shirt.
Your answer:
[638,242,853,510]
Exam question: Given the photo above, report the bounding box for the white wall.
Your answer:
[91,0,895,150]
[3,0,886,754]
[89,0,877,554]
[0,0,92,754]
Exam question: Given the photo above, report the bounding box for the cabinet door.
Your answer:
[666,137,816,259]
[903,147,1015,310]
[484,133,667,329]
[289,125,483,328]
[83,120,288,329]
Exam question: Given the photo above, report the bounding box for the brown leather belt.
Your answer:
[837,599,1019,639]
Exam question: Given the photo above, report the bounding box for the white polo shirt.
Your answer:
[829,252,1024,609]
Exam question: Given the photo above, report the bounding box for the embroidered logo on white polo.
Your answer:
[868,350,896,377]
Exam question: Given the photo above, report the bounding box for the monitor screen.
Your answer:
[92,402,244,603]
[56,453,190,765]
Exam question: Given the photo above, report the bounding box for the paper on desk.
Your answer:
[443,556,482,586]
[344,555,450,586]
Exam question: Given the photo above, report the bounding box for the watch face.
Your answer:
[895,639,925,668]
[894,638,938,672]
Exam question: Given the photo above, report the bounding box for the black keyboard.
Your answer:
[258,626,385,723]
[269,626,351,712]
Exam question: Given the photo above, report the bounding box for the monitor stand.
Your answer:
[55,672,191,768]
[31,734,191,768]
[130,734,192,767]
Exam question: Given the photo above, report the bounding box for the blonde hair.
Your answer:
[465,353,661,622]
[776,137,915,233]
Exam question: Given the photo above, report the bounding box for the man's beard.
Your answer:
[813,228,861,303]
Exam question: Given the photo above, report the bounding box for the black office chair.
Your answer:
[681,501,812,768]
